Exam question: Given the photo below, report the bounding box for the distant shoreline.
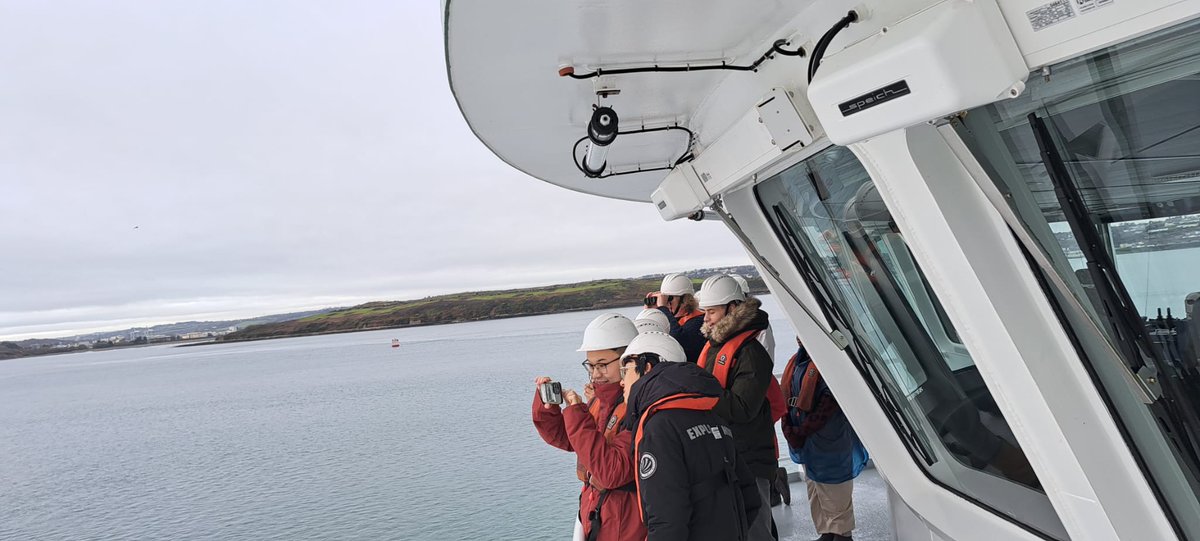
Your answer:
[4,266,765,358]
[186,303,648,346]
[215,274,771,344]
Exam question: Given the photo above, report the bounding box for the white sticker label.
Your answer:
[1027,0,1075,32]
[1075,0,1114,14]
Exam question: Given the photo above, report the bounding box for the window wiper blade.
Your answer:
[1028,113,1159,372]
[770,203,936,465]
[1029,112,1200,466]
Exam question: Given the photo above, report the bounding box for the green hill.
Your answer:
[220,270,767,342]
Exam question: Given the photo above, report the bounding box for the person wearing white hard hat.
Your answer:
[618,332,762,541]
[728,274,775,356]
[728,273,790,513]
[532,313,646,541]
[645,272,706,364]
[693,274,777,541]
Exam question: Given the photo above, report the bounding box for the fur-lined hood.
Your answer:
[701,296,769,344]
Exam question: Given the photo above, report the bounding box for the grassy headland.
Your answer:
[220,271,766,342]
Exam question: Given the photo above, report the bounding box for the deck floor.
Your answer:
[770,466,894,541]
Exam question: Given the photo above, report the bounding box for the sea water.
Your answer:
[0,298,798,540]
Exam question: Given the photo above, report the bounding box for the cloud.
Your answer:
[0,1,749,340]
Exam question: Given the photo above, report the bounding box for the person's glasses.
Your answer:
[618,353,659,379]
[582,357,620,373]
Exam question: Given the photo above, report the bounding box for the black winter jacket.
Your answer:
[699,297,777,479]
[624,362,762,541]
[658,306,706,364]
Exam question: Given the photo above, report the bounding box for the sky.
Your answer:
[0,1,747,341]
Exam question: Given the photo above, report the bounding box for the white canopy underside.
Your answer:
[444,0,819,202]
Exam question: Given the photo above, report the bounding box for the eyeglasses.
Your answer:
[581,357,621,373]
[618,353,661,379]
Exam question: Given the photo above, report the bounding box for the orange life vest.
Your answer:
[576,399,627,483]
[631,393,720,519]
[781,351,821,413]
[699,329,787,458]
[697,329,761,387]
[676,310,704,326]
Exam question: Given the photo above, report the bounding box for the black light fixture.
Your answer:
[582,106,619,178]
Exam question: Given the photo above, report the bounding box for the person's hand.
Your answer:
[650,291,668,308]
[563,389,584,406]
[583,382,595,402]
[534,376,554,409]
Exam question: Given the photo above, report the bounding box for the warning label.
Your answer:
[1027,0,1075,31]
[1075,0,1115,14]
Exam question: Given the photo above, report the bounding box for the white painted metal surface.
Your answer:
[807,0,1028,145]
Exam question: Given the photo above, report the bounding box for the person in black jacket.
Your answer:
[647,272,707,363]
[694,274,777,541]
[619,331,762,541]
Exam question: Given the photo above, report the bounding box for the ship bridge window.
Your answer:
[756,146,1067,539]
[954,17,1200,539]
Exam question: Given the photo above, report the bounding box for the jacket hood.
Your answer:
[701,296,769,344]
[623,362,723,429]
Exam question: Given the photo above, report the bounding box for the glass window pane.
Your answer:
[756,146,1066,539]
[955,17,1200,538]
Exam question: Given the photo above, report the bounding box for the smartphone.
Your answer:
[539,381,563,405]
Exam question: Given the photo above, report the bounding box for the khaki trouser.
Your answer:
[806,478,855,535]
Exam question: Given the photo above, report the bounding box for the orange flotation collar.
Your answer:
[677,310,704,326]
[631,393,720,519]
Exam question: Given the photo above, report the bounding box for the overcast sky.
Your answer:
[0,1,747,340]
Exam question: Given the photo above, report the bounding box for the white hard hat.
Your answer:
[634,318,668,335]
[696,274,746,308]
[728,273,750,294]
[660,273,695,296]
[622,331,686,364]
[577,313,638,352]
[636,308,670,329]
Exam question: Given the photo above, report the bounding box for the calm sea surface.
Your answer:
[0,298,796,541]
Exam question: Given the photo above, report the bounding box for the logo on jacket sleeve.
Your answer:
[639,452,657,479]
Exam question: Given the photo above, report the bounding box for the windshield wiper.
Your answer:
[770,203,935,465]
[1028,113,1159,373]
[1029,112,1200,467]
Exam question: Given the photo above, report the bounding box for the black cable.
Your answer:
[572,125,694,178]
[561,39,805,79]
[807,10,859,83]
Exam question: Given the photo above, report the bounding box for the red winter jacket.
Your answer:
[533,382,646,541]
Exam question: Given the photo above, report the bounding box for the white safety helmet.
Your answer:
[577,313,638,352]
[634,318,669,335]
[696,274,746,308]
[636,309,670,329]
[728,273,751,295]
[660,273,695,296]
[622,331,686,364]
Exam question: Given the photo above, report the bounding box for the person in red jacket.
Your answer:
[533,313,646,541]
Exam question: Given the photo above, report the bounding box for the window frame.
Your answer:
[752,143,1065,540]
